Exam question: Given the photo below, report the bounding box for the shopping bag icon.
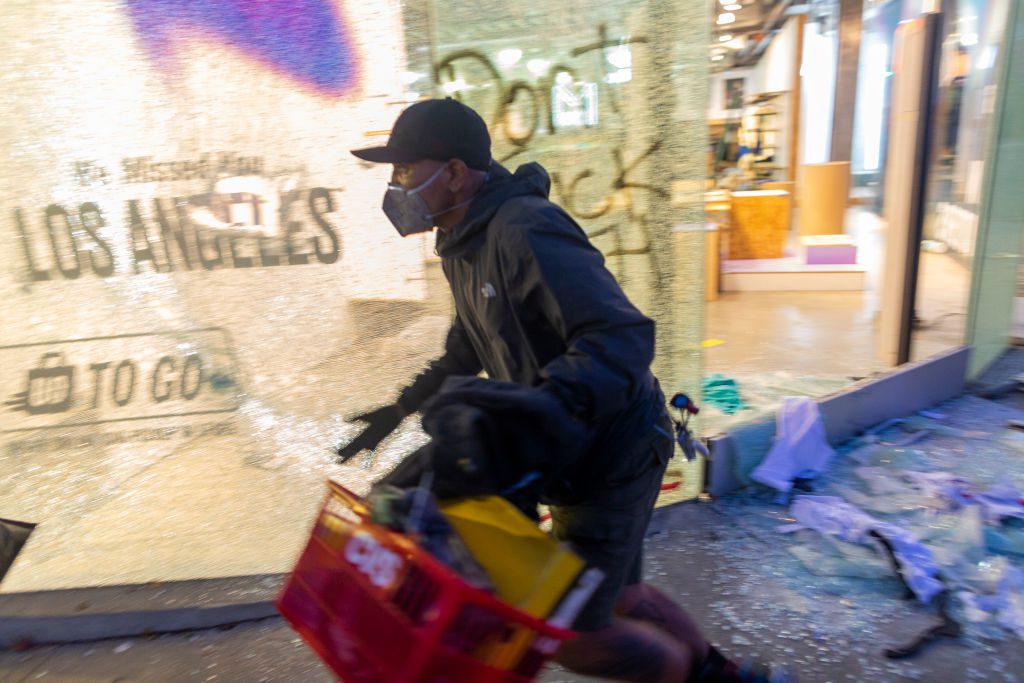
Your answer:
[5,352,76,414]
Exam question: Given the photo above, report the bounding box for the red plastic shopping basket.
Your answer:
[276,481,576,683]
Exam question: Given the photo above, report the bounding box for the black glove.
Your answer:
[335,404,404,463]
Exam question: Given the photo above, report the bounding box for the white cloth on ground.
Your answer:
[751,397,835,493]
[778,495,945,604]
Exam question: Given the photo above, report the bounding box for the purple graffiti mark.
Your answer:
[123,0,358,96]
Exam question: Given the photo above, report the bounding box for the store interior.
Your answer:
[698,0,1016,432]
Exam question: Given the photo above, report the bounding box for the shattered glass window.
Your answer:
[0,0,706,590]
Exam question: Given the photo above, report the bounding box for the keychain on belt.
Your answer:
[669,393,709,462]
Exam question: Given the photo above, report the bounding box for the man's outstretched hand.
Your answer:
[335,404,404,463]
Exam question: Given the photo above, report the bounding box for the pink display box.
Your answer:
[803,236,857,265]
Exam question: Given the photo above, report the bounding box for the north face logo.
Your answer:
[481,283,497,298]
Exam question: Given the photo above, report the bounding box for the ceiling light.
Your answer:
[442,78,467,94]
[717,12,736,25]
[711,54,725,61]
[605,45,632,69]
[497,48,523,67]
[724,3,742,10]
[719,0,734,5]
[526,59,551,76]
[719,34,733,42]
[605,69,632,84]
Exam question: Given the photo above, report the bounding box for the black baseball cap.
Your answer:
[351,98,492,171]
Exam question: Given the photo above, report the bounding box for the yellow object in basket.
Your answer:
[439,496,584,619]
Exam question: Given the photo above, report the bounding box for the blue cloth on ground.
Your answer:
[702,373,745,415]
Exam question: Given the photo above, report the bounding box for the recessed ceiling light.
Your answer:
[725,3,742,10]
[606,45,632,69]
[719,34,733,42]
[497,48,522,66]
[717,12,736,24]
[526,59,551,75]
[711,54,725,61]
[442,78,467,94]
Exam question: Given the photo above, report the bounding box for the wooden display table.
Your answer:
[726,190,792,259]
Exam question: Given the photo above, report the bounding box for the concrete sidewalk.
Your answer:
[2,499,1022,682]
[5,349,1024,682]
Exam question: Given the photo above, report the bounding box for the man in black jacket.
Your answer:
[341,98,787,683]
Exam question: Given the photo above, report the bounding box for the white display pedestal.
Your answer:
[721,255,866,292]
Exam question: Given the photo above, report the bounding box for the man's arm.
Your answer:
[336,315,482,462]
[396,314,483,416]
[503,200,656,423]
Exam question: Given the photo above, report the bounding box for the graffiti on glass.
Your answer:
[433,23,648,159]
[433,24,665,263]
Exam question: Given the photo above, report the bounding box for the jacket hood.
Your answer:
[436,161,551,258]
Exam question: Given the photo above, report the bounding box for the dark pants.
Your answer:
[549,417,674,631]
